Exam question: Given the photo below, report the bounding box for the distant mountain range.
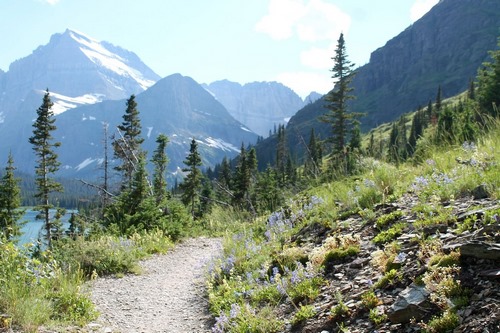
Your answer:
[203,80,319,137]
[0,29,302,181]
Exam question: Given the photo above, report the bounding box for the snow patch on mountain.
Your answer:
[203,137,239,152]
[48,91,104,115]
[68,30,155,90]
[76,157,96,171]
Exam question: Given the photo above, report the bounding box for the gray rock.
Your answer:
[388,284,432,324]
[472,184,490,199]
[460,241,500,261]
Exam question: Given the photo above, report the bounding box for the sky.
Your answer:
[0,0,439,98]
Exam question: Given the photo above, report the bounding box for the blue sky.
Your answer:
[1,0,438,97]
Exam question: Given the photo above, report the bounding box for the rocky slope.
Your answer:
[288,193,500,332]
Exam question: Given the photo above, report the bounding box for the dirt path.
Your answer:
[87,237,222,333]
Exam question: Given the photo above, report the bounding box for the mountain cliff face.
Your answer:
[256,0,500,168]
[353,0,500,129]
[204,80,306,137]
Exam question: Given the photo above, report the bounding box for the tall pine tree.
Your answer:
[28,90,63,249]
[0,152,25,242]
[113,95,144,189]
[151,134,170,204]
[180,139,202,218]
[321,33,357,174]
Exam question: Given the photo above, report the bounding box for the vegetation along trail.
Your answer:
[88,237,221,333]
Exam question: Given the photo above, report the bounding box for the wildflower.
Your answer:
[229,303,240,319]
[222,255,235,274]
[312,196,324,204]
[462,141,476,152]
[426,159,436,166]
[395,252,407,263]
[264,230,272,241]
[291,269,300,285]
[212,313,229,333]
[276,279,288,296]
[363,179,376,188]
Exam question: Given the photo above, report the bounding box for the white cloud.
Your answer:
[255,0,305,40]
[256,0,350,42]
[410,0,439,22]
[275,71,331,98]
[37,0,61,4]
[300,45,334,70]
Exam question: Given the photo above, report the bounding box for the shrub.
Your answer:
[376,210,403,229]
[373,222,406,245]
[369,307,388,326]
[361,291,380,309]
[291,304,316,326]
[423,310,459,333]
[374,269,402,289]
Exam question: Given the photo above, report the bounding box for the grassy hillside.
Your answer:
[205,119,500,332]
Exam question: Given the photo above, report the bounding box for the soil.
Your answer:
[86,237,222,333]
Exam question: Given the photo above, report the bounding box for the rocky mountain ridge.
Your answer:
[203,80,309,137]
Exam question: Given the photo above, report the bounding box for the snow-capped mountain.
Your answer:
[0,29,261,181]
[50,74,257,178]
[0,29,160,124]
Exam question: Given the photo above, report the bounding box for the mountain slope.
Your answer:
[255,0,500,167]
[6,74,258,181]
[354,0,500,129]
[0,29,160,127]
[204,80,306,137]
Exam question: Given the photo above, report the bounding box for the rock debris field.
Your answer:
[87,237,222,333]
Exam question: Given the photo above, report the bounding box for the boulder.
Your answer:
[388,284,433,324]
[460,241,500,261]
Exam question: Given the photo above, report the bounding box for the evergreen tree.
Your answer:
[128,154,151,215]
[367,132,375,157]
[214,157,233,204]
[388,122,400,163]
[427,99,435,125]
[349,119,362,151]
[320,33,357,173]
[437,105,455,142]
[151,134,170,204]
[276,124,288,186]
[200,176,213,215]
[113,95,144,189]
[180,139,202,218]
[435,85,443,113]
[254,166,282,213]
[304,128,321,178]
[477,38,500,117]
[408,109,424,157]
[67,212,85,239]
[233,144,249,206]
[28,90,63,249]
[468,78,476,100]
[0,152,25,241]
[388,117,408,163]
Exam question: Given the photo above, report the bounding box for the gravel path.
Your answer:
[87,237,222,333]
